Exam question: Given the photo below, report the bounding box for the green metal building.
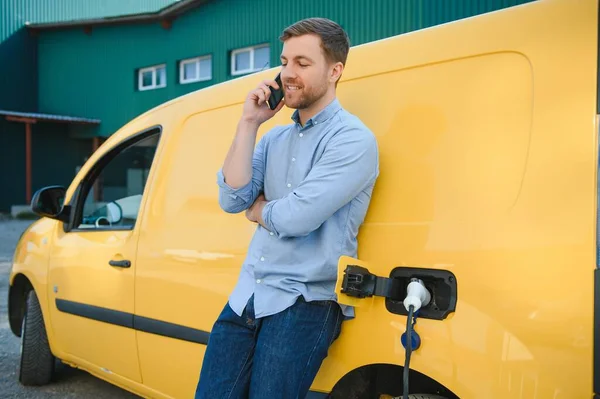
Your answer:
[0,0,535,213]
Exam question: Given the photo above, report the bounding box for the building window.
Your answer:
[231,45,270,76]
[180,55,212,84]
[138,64,166,91]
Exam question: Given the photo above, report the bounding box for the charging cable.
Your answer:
[401,278,431,399]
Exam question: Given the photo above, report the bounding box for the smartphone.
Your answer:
[267,73,284,110]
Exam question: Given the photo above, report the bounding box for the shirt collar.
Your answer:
[291,98,342,127]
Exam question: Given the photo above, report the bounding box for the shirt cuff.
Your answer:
[216,169,253,202]
[261,200,278,236]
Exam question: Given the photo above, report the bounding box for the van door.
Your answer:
[132,104,258,399]
[47,127,162,383]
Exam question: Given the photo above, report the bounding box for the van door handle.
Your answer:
[109,259,131,268]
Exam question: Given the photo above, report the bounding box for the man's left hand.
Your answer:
[246,194,268,225]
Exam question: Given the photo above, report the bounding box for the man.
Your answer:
[195,17,379,399]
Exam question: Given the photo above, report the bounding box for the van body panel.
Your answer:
[326,0,598,397]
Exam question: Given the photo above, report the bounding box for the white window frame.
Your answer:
[231,44,270,76]
[179,55,212,84]
[138,64,166,91]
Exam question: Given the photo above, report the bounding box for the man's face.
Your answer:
[280,34,331,110]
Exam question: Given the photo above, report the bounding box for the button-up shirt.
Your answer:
[217,98,379,318]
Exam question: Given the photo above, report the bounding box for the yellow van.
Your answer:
[8,0,598,397]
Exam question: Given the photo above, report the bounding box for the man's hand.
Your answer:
[241,79,285,126]
[246,194,268,226]
[222,79,284,190]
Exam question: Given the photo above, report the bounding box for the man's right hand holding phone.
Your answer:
[222,77,285,190]
[242,78,285,127]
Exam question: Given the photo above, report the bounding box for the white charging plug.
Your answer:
[403,278,431,312]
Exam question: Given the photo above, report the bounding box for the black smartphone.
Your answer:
[267,73,284,110]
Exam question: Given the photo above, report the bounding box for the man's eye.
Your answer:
[299,64,308,68]
[281,63,287,67]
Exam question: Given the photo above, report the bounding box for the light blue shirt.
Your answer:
[217,98,379,319]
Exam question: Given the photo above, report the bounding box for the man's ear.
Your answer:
[330,62,344,84]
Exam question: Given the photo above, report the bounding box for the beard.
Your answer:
[283,77,328,109]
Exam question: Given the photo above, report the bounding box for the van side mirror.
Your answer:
[31,186,70,223]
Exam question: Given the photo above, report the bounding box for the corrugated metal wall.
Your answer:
[37,0,536,138]
[1,0,177,40]
[0,0,36,111]
[0,0,177,110]
[0,0,177,211]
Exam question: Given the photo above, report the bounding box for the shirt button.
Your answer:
[287,183,291,188]
[260,257,265,261]
[299,133,304,137]
[292,157,296,162]
[269,232,274,236]
[314,121,318,125]
[256,279,262,284]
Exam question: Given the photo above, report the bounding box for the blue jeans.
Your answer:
[194,295,343,399]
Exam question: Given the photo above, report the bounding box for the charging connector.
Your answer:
[401,279,431,399]
[403,278,431,313]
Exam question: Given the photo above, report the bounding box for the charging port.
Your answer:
[385,267,457,320]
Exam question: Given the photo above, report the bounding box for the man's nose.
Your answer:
[281,66,298,81]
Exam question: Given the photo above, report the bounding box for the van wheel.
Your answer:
[18,290,55,386]
[380,395,449,399]
[407,395,449,399]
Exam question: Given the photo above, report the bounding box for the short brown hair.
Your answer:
[279,18,350,66]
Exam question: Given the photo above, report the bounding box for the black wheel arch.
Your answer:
[327,363,460,399]
[8,273,33,337]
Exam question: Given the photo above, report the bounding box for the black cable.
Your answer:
[403,305,415,399]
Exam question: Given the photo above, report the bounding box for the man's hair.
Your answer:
[279,18,350,66]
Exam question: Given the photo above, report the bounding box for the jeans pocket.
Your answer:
[308,299,334,307]
[330,308,343,345]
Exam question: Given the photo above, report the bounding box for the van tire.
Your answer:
[408,395,449,399]
[18,290,55,386]
[380,395,449,399]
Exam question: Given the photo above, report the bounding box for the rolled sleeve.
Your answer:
[216,169,255,213]
[216,134,267,214]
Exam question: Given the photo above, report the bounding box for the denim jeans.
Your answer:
[194,295,343,399]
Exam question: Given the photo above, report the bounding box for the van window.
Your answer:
[76,132,160,230]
